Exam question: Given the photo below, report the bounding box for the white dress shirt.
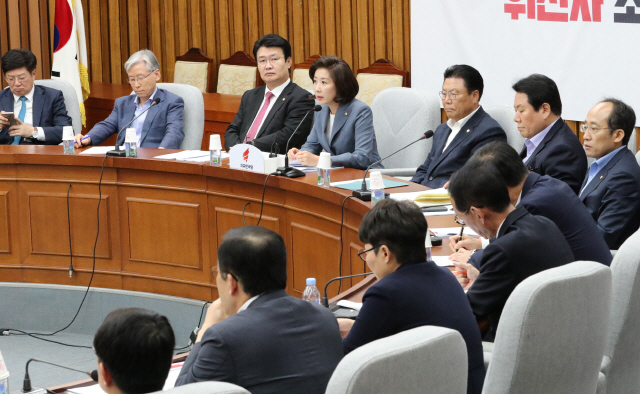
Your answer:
[12,86,45,141]
[443,106,481,151]
[247,79,291,135]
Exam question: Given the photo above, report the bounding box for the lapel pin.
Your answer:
[466,129,470,133]
[282,98,285,101]
[345,112,348,116]
[600,176,603,179]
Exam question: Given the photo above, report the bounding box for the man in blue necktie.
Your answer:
[579,98,640,250]
[0,49,72,145]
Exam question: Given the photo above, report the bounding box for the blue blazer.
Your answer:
[343,260,485,394]
[520,118,587,195]
[468,206,574,340]
[579,148,640,250]
[88,88,184,149]
[411,106,506,188]
[470,172,612,268]
[175,290,343,394]
[0,85,72,145]
[300,99,383,170]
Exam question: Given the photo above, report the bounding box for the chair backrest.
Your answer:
[628,128,636,153]
[601,228,640,393]
[355,59,408,106]
[157,83,204,150]
[484,105,524,152]
[325,326,468,394]
[370,87,439,170]
[34,79,81,135]
[174,48,214,93]
[483,261,611,394]
[217,51,259,95]
[158,382,250,394]
[292,55,320,92]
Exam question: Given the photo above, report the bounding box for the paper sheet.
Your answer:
[79,146,123,155]
[154,151,229,161]
[431,255,456,267]
[336,300,363,311]
[431,227,479,237]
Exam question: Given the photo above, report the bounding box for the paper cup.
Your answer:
[125,128,137,143]
[369,171,384,190]
[317,152,332,169]
[62,126,74,141]
[210,134,222,150]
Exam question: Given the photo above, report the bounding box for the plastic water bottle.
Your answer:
[210,148,222,166]
[317,168,330,187]
[62,140,75,155]
[125,140,137,157]
[302,278,321,304]
[370,171,385,205]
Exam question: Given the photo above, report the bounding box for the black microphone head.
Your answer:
[90,370,99,382]
[153,97,161,105]
[314,105,322,111]
[424,130,434,139]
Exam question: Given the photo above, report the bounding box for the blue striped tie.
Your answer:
[12,96,27,145]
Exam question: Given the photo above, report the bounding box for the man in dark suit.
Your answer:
[94,308,175,394]
[0,49,72,145]
[74,49,184,149]
[579,98,640,250]
[175,226,343,394]
[513,74,587,194]
[450,141,611,267]
[411,64,506,189]
[224,34,315,154]
[339,199,485,394]
[449,161,574,340]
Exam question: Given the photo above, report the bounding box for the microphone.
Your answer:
[322,272,374,308]
[22,358,93,393]
[90,370,99,381]
[106,97,161,157]
[352,130,434,201]
[275,105,322,178]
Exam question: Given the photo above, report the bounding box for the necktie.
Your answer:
[245,92,275,142]
[12,96,27,145]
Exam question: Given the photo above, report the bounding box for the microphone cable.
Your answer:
[242,172,274,226]
[337,195,356,294]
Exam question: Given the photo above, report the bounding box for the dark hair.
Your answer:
[358,199,427,264]
[308,56,359,103]
[1,49,37,74]
[512,74,562,116]
[601,98,636,146]
[443,64,484,99]
[468,141,528,187]
[449,162,511,214]
[218,226,287,296]
[253,34,292,61]
[93,308,175,394]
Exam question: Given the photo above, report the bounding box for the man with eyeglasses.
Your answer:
[74,49,184,149]
[0,48,72,145]
[448,160,573,341]
[223,34,315,154]
[579,98,640,250]
[513,74,587,195]
[411,64,506,189]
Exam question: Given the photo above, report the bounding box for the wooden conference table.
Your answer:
[0,145,458,302]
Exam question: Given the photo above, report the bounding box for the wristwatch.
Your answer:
[31,127,38,139]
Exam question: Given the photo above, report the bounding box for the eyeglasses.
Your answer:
[5,74,30,85]
[454,210,469,226]
[258,57,282,66]
[439,90,464,100]
[357,245,379,262]
[580,124,610,135]
[127,70,156,84]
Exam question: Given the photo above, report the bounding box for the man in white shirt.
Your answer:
[0,49,72,145]
[224,34,315,154]
[411,64,506,189]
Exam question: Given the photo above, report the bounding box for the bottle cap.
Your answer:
[317,152,332,169]
[210,134,222,150]
[62,126,75,141]
[306,278,316,286]
[125,128,137,143]
[369,171,384,190]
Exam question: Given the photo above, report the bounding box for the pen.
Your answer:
[80,135,91,141]
[455,225,465,252]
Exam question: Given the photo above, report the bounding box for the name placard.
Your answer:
[229,144,265,173]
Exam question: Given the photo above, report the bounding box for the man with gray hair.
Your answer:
[75,49,184,149]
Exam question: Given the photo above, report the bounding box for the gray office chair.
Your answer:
[370,88,440,177]
[597,229,640,394]
[34,79,81,135]
[325,326,468,394]
[483,261,611,394]
[484,105,524,152]
[157,83,204,150]
[628,129,636,153]
[157,382,249,394]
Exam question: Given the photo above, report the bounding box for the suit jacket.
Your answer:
[175,290,343,394]
[520,118,587,195]
[411,106,506,188]
[469,172,612,269]
[467,206,573,339]
[0,85,72,145]
[343,260,485,394]
[300,99,383,170]
[579,148,640,250]
[224,82,315,154]
[88,88,184,148]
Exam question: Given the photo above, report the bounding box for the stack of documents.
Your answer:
[412,188,451,207]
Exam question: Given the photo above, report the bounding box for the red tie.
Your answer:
[245,92,275,142]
